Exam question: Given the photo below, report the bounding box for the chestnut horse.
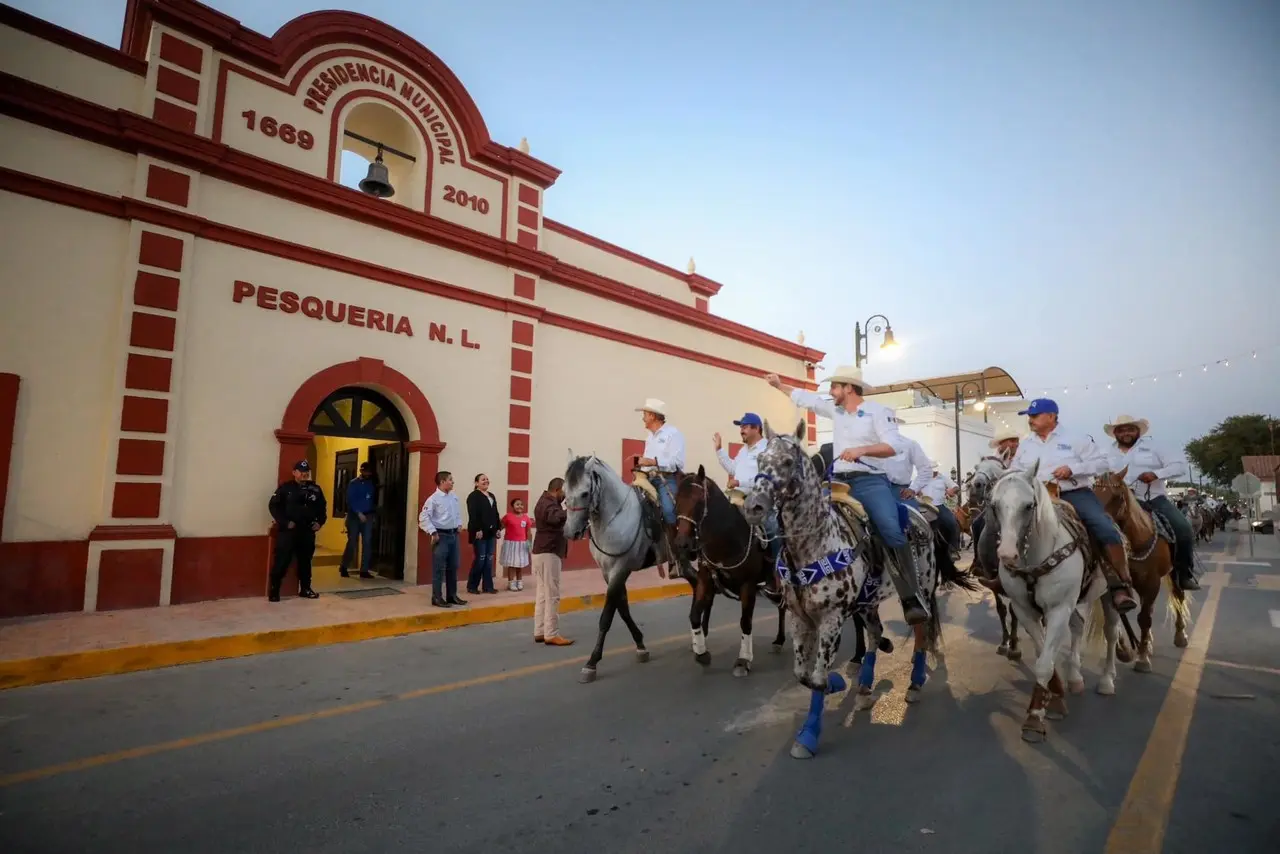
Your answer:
[1092,470,1192,670]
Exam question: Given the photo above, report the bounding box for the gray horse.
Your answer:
[563,452,672,683]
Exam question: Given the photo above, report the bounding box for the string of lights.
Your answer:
[1022,343,1277,399]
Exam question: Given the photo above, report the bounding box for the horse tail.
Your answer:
[935,539,982,593]
[1163,575,1193,631]
[1085,594,1109,652]
[926,589,944,654]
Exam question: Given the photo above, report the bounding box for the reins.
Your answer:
[676,481,754,571]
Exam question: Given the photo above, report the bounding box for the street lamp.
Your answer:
[954,381,986,489]
[853,314,898,368]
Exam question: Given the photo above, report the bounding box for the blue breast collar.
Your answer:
[776,546,857,587]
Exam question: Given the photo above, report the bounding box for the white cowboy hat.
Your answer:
[988,426,1021,447]
[821,364,875,393]
[1103,414,1149,438]
[634,398,667,417]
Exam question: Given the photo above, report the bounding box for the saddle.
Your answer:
[628,470,676,571]
[1133,500,1180,561]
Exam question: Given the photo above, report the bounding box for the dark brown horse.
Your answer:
[674,465,785,677]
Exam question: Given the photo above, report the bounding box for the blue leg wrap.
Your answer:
[911,649,928,688]
[827,672,847,694]
[858,649,878,689]
[795,687,825,753]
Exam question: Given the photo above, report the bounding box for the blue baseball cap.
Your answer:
[1017,398,1059,416]
[733,412,763,427]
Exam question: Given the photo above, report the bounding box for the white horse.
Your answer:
[563,452,671,683]
[990,460,1122,743]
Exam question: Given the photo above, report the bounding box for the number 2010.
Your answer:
[240,110,314,150]
[443,185,490,215]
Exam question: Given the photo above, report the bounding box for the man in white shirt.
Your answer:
[1004,398,1137,613]
[918,462,962,551]
[1103,414,1200,591]
[418,470,466,608]
[633,398,686,579]
[715,411,779,563]
[970,426,1020,574]
[766,365,928,626]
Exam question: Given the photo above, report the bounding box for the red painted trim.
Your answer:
[510,376,532,402]
[112,481,162,518]
[138,230,184,271]
[729,442,743,459]
[133,271,181,310]
[620,438,645,484]
[119,2,561,188]
[695,297,708,313]
[0,3,147,76]
[516,229,537,250]
[156,64,200,105]
[510,347,532,374]
[120,395,169,433]
[509,404,530,430]
[159,32,203,73]
[512,274,535,300]
[511,320,535,347]
[517,184,539,207]
[508,432,530,459]
[96,547,164,610]
[0,373,18,538]
[129,310,177,351]
[144,164,191,207]
[544,218,724,297]
[89,524,177,540]
[0,539,88,617]
[116,438,166,475]
[151,97,197,133]
[124,353,172,392]
[172,535,269,603]
[507,461,528,486]
[517,206,539,229]
[0,79,824,364]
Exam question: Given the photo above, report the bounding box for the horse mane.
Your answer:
[1112,475,1155,544]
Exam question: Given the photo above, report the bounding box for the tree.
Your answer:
[1184,414,1279,486]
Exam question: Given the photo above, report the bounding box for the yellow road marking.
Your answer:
[0,615,776,788]
[1104,571,1229,854]
[1205,658,1280,678]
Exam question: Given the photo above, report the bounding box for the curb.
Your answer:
[0,583,691,691]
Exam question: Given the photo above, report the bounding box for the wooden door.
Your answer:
[368,442,408,578]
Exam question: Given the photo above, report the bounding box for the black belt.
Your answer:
[436,528,458,534]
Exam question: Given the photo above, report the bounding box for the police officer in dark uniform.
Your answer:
[267,459,327,602]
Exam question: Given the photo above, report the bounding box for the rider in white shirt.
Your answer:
[1003,398,1137,613]
[714,411,779,563]
[633,397,686,579]
[918,463,962,551]
[971,426,1020,577]
[1103,414,1200,591]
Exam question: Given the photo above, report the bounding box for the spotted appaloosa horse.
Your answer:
[673,465,785,677]
[743,420,975,759]
[1092,469,1192,672]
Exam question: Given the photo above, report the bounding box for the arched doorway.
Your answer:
[306,387,410,581]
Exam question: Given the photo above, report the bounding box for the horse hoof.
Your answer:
[1021,722,1047,744]
[579,668,597,684]
[850,654,864,666]
[879,637,895,654]
[1174,630,1189,649]
[1046,696,1068,721]
[1097,679,1116,696]
[770,643,784,655]
[996,644,1009,656]
[1134,658,1152,673]
[636,650,651,663]
[789,742,815,760]
[1007,649,1023,661]
[695,651,711,666]
[732,664,750,678]
[854,690,877,711]
[905,685,922,704]
[1068,679,1085,695]
[1116,644,1134,664]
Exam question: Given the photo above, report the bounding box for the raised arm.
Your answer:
[765,373,836,420]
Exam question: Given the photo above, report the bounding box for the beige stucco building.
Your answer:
[0,1,825,617]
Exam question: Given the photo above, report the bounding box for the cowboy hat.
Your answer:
[822,364,875,393]
[634,398,667,417]
[1103,414,1149,438]
[988,426,1020,447]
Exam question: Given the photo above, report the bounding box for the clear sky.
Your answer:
[15,0,1279,452]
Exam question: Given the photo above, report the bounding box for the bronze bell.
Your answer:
[359,148,394,198]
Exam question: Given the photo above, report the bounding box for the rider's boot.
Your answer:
[1175,556,1201,592]
[1103,543,1139,613]
[889,544,930,626]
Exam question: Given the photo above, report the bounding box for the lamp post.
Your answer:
[853,314,897,368]
[954,381,986,489]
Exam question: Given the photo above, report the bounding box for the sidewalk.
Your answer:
[0,569,689,690]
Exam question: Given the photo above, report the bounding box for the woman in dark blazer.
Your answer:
[466,473,501,594]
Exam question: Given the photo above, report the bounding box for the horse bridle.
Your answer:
[565,458,647,558]
[675,481,753,571]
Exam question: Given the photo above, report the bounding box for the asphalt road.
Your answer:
[1,532,1277,854]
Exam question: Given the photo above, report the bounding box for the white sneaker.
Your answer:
[516,580,525,591]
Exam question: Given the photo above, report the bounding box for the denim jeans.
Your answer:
[340,511,375,573]
[935,505,961,549]
[835,472,907,548]
[432,531,459,599]
[467,535,497,593]
[1148,495,1194,570]
[1060,487,1123,546]
[651,473,678,527]
[762,508,781,564]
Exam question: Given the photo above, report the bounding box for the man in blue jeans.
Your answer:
[339,461,376,579]
[767,366,930,626]
[418,470,466,608]
[633,397,687,580]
